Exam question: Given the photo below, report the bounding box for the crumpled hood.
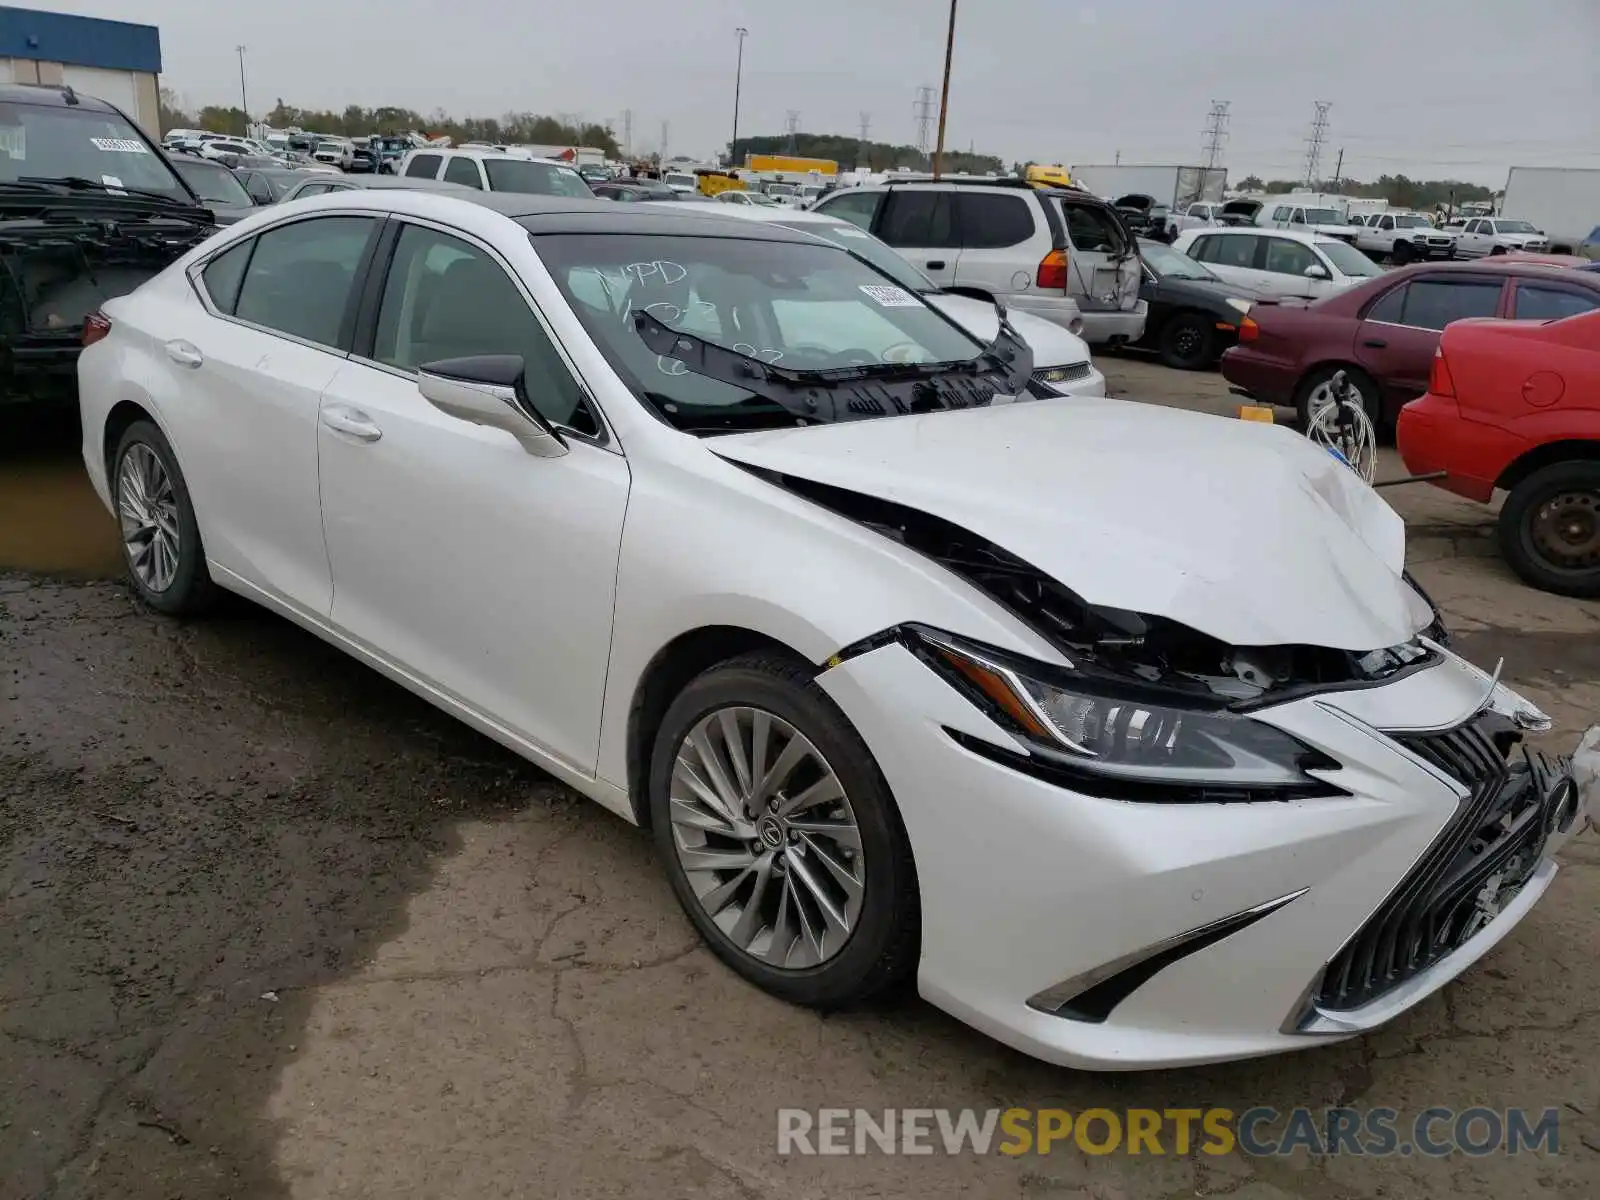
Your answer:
[712,398,1430,651]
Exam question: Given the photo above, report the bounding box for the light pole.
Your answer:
[235,44,249,127]
[730,27,748,168]
[932,0,958,179]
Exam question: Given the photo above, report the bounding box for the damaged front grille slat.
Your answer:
[1316,714,1546,1012]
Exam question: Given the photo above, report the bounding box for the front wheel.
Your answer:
[1391,241,1414,265]
[1157,312,1214,370]
[1498,461,1600,597]
[648,652,919,1008]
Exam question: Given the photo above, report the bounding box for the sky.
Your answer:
[43,0,1600,185]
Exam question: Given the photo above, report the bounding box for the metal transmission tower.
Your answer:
[784,110,801,154]
[858,112,872,168]
[622,109,633,159]
[660,120,669,161]
[913,86,935,156]
[1302,101,1332,188]
[1201,100,1230,169]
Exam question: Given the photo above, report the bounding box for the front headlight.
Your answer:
[1224,296,1252,315]
[919,631,1336,801]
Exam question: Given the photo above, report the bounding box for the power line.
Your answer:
[1201,100,1229,169]
[1303,100,1332,187]
[913,85,935,156]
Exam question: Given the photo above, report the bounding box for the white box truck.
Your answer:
[1500,167,1600,255]
[1069,164,1228,210]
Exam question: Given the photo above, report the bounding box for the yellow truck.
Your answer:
[1026,164,1073,189]
[746,154,838,178]
[695,169,746,197]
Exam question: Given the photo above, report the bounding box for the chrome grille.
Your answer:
[1316,714,1551,1012]
[1032,362,1093,386]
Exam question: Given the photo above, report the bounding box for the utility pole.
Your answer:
[660,120,669,162]
[857,111,871,170]
[1201,100,1230,169]
[235,45,248,124]
[932,0,958,180]
[913,86,935,158]
[1302,100,1331,189]
[784,110,800,155]
[730,27,748,167]
[1332,147,1345,190]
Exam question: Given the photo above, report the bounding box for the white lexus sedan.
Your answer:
[78,190,1596,1070]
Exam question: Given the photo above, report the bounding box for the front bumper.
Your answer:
[819,640,1589,1070]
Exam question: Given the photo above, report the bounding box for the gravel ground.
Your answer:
[3,360,1598,1199]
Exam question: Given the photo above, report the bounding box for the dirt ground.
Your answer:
[3,359,1598,1199]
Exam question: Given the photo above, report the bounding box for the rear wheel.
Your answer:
[648,652,919,1008]
[1157,312,1214,370]
[1498,461,1600,598]
[1295,365,1380,430]
[111,421,218,615]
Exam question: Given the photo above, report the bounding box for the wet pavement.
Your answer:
[3,367,1599,1199]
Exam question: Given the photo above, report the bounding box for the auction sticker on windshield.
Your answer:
[860,284,920,307]
[89,138,148,153]
[0,126,24,159]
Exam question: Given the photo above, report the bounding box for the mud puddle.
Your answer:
[0,406,122,579]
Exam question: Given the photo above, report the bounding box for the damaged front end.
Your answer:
[1,193,215,406]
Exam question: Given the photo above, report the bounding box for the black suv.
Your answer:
[0,83,216,408]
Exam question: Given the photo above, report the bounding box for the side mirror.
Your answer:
[417,355,569,458]
[1304,264,1330,280]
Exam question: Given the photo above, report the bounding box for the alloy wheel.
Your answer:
[117,443,181,593]
[668,706,865,969]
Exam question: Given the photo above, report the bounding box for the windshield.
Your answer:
[747,192,779,206]
[772,220,933,292]
[484,159,592,196]
[533,232,984,431]
[1394,214,1430,228]
[1496,220,1537,233]
[171,158,252,206]
[0,101,194,201]
[664,173,694,188]
[1140,240,1219,281]
[766,183,797,196]
[1314,240,1383,277]
[1303,208,1344,225]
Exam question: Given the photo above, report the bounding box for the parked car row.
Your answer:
[74,183,1598,1073]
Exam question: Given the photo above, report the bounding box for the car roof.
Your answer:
[1182,226,1328,244]
[0,83,127,114]
[418,147,578,167]
[303,175,476,193]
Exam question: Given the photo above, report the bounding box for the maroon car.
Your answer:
[1220,260,1600,425]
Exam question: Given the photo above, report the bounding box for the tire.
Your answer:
[1295,365,1381,431]
[648,651,919,1008]
[1157,312,1214,370]
[110,420,218,615]
[1497,461,1600,598]
[1391,241,1413,266]
[1490,244,1507,256]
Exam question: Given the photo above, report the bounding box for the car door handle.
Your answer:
[1362,338,1388,349]
[165,339,203,368]
[925,260,947,270]
[320,405,383,442]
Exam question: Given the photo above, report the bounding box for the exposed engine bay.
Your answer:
[774,472,1442,705]
[1,206,214,405]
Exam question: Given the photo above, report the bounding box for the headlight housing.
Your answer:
[1224,296,1252,315]
[916,629,1339,802]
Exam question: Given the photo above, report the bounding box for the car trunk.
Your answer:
[1220,199,1263,226]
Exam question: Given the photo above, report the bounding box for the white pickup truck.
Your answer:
[1451,216,1550,257]
[1256,201,1363,244]
[1352,211,1458,263]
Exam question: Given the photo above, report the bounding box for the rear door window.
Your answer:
[443,156,484,189]
[877,191,955,248]
[1363,284,1408,324]
[199,240,252,313]
[1391,279,1504,330]
[955,193,1035,249]
[234,216,377,348]
[404,153,443,179]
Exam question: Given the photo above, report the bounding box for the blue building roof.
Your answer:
[0,6,161,74]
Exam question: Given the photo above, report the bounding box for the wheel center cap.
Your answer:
[757,815,785,849]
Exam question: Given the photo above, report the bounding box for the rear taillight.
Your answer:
[82,311,112,347]
[1036,248,1069,291]
[1429,347,1455,397]
[1238,316,1260,343]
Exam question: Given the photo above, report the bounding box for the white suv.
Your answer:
[812,179,1146,346]
[398,148,594,197]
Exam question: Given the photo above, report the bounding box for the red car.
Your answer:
[1221,260,1600,426]
[1398,309,1600,597]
